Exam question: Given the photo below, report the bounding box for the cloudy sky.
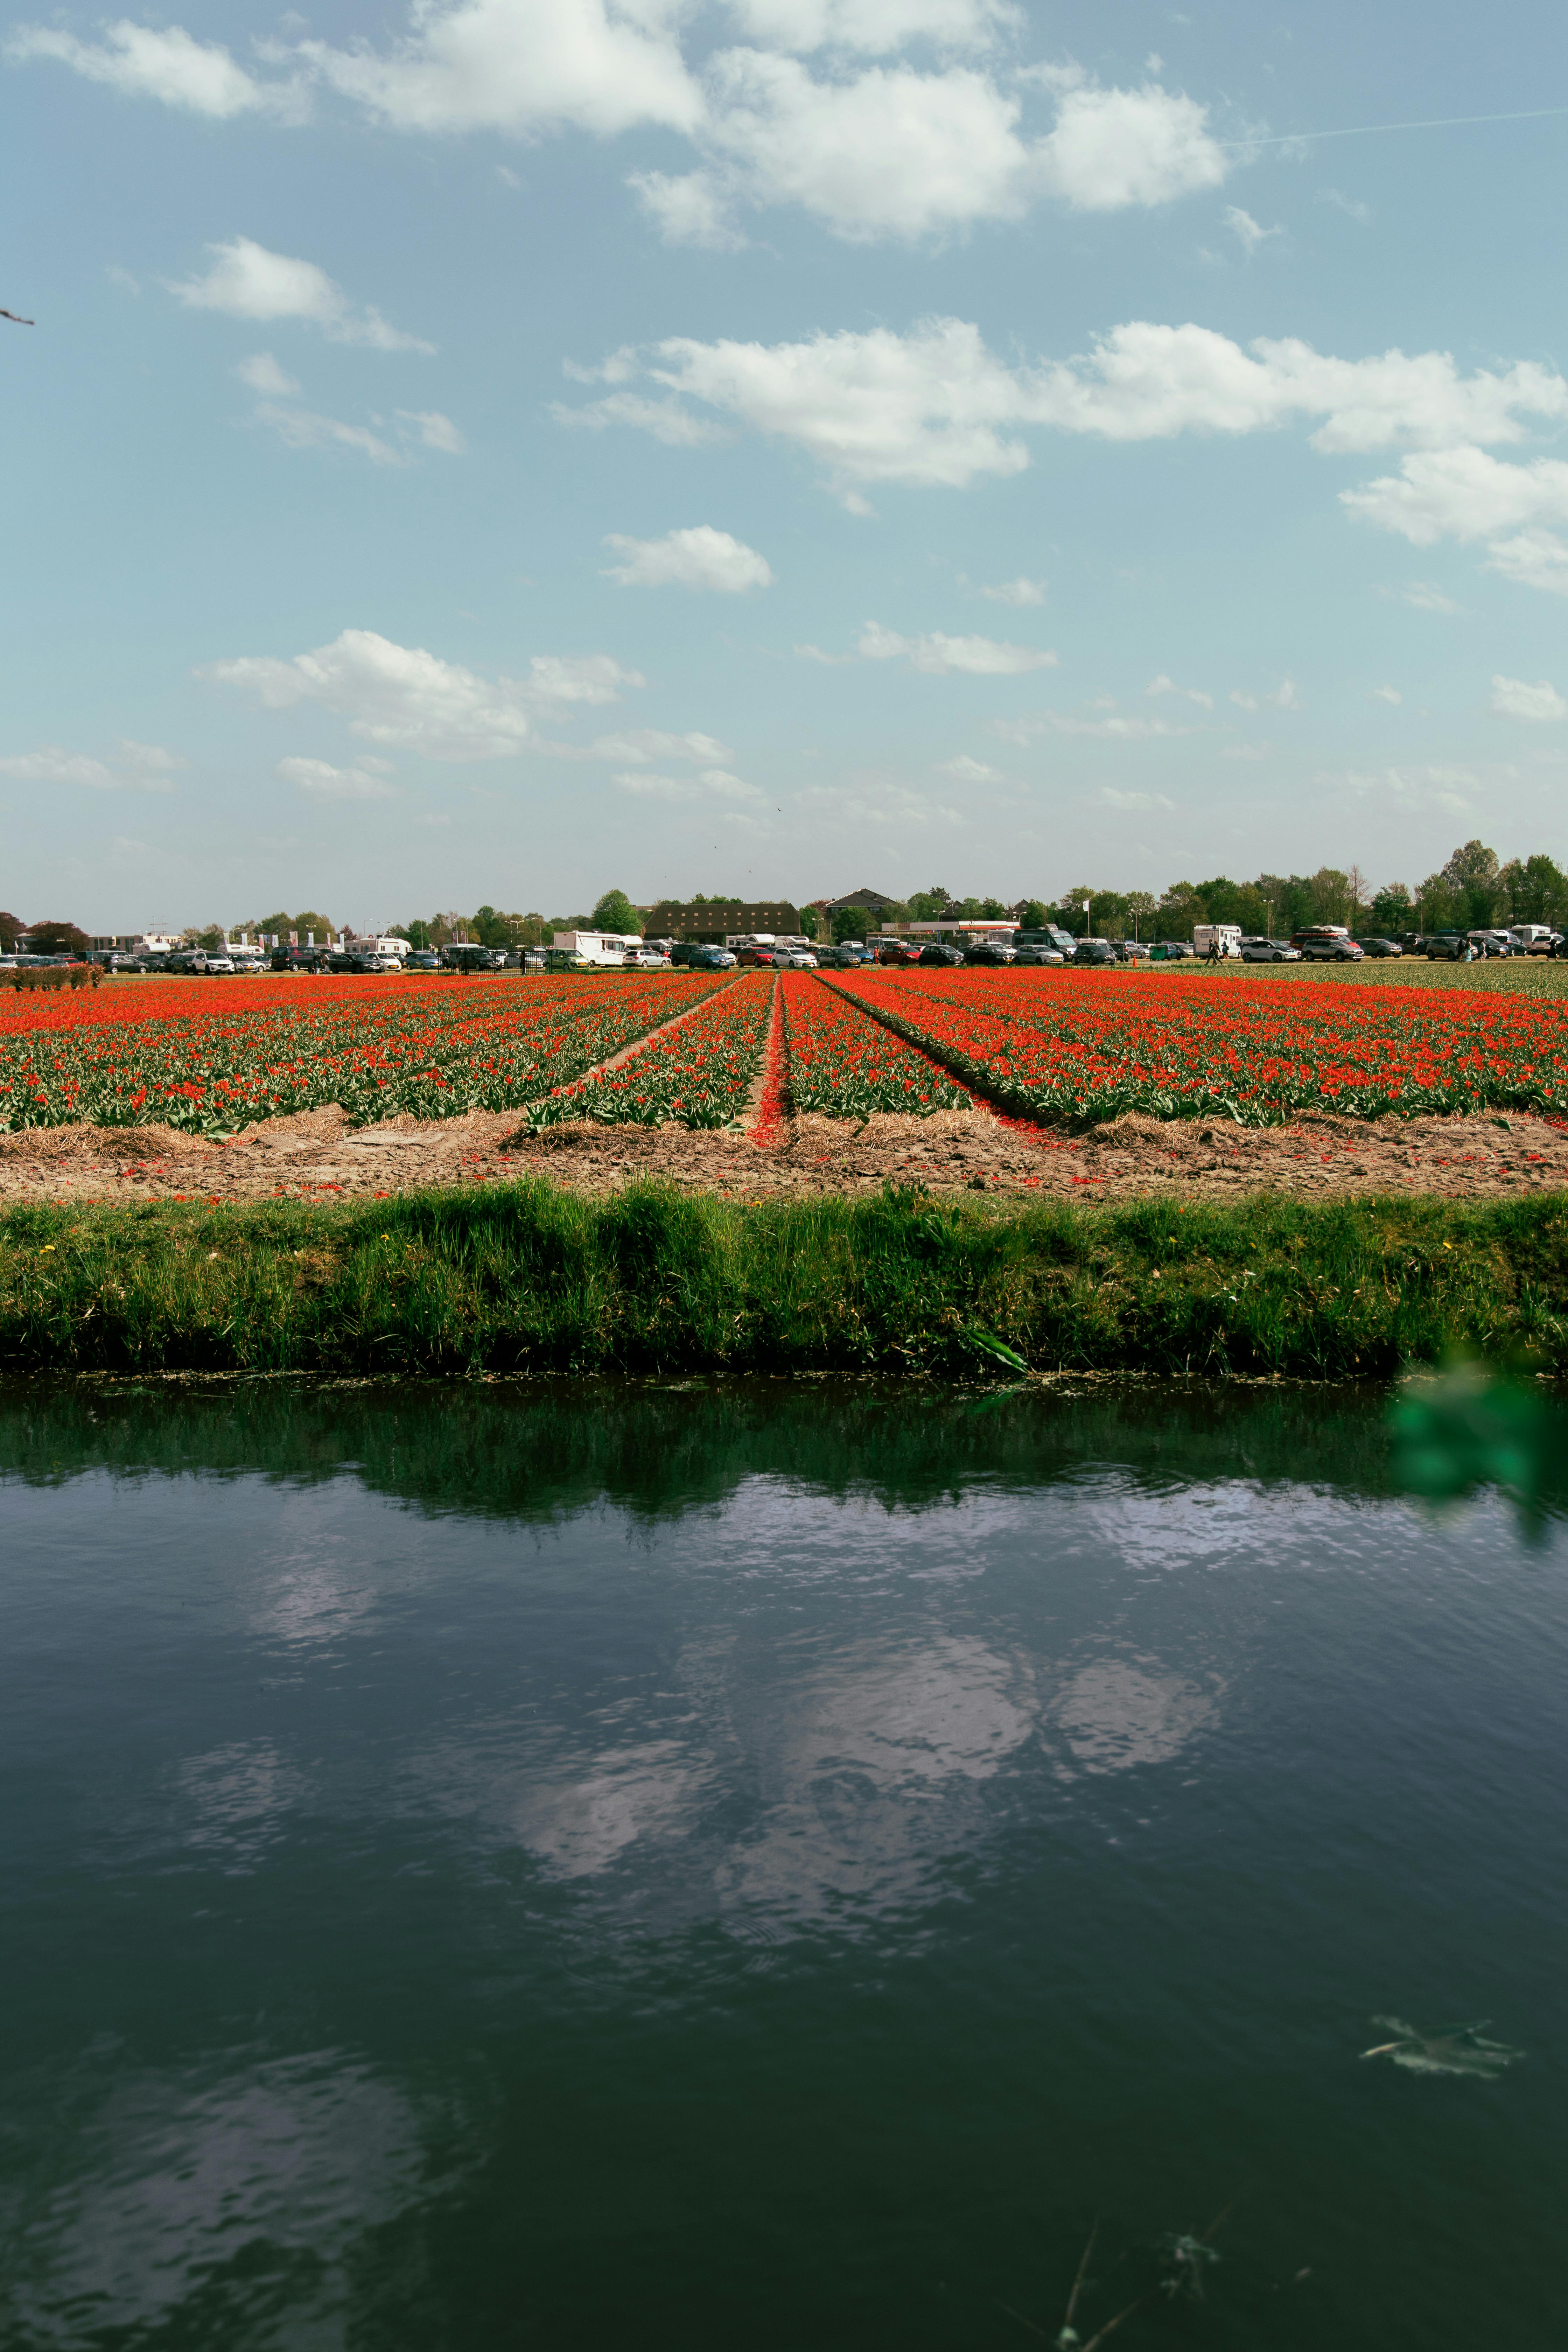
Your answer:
[2,1,1566,927]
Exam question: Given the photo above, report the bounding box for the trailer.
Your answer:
[1193,925,1243,959]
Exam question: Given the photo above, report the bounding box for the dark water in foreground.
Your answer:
[1,1380,1563,2351]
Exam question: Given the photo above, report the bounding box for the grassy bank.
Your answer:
[2,1178,1567,1377]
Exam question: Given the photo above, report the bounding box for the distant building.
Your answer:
[822,887,901,914]
[643,899,800,942]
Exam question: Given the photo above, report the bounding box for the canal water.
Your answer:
[1,1379,1562,2349]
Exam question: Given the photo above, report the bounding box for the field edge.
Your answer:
[2,1180,1566,1379]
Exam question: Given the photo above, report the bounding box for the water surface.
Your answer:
[1,1380,1562,2348]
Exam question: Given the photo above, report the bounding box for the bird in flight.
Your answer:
[1,308,34,326]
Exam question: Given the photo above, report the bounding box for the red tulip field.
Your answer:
[3,965,1568,1148]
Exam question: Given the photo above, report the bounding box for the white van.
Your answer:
[1192,925,1243,959]
[1510,925,1559,955]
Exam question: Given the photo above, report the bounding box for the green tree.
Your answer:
[0,911,24,950]
[908,883,950,920]
[1415,871,1465,930]
[1018,899,1049,931]
[197,925,227,954]
[1440,839,1501,928]
[832,905,871,943]
[291,911,335,941]
[798,905,820,940]
[592,888,643,936]
[1498,854,1568,925]
[1124,891,1157,940]
[24,918,89,954]
[1369,882,1413,933]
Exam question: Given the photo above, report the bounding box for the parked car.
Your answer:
[1293,929,1364,962]
[1014,927,1078,958]
[443,944,506,972]
[623,947,671,969]
[1469,930,1513,958]
[1239,937,1301,963]
[669,945,736,969]
[918,943,969,967]
[1071,939,1118,967]
[164,950,215,975]
[404,951,441,972]
[204,954,236,974]
[1352,936,1403,958]
[736,947,782,967]
[964,941,1018,966]
[877,943,923,965]
[1147,940,1194,962]
[1510,925,1560,955]
[1423,931,1469,960]
[781,949,818,968]
[327,950,380,974]
[1115,940,1150,961]
[1400,932,1426,954]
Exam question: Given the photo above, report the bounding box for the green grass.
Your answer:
[3,1178,1567,1378]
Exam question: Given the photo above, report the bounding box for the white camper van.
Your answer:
[1192,925,1243,959]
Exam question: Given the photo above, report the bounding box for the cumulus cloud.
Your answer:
[201,628,642,761]
[934,753,1003,781]
[587,728,732,764]
[1097,786,1174,810]
[6,20,308,119]
[1145,672,1213,707]
[858,620,1056,674]
[1385,580,1461,613]
[977,575,1045,604]
[1228,678,1301,711]
[398,409,465,454]
[613,766,764,802]
[601,524,774,591]
[0,739,182,790]
[279,754,398,798]
[168,237,432,351]
[253,403,402,464]
[1343,447,1568,595]
[1490,674,1567,721]
[1370,685,1402,704]
[235,351,299,396]
[559,315,1568,506]
[15,13,1231,245]
[1222,204,1279,255]
[989,707,1187,743]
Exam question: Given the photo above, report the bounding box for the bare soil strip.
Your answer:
[4,1100,1568,1206]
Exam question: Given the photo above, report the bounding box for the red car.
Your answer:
[876,942,922,965]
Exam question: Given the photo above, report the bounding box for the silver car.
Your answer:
[783,950,818,968]
[1240,938,1301,963]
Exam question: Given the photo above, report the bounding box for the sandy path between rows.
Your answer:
[3,1098,1567,1207]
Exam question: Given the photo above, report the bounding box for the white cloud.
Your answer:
[279,755,398,799]
[560,315,1568,503]
[1344,448,1568,595]
[1490,674,1567,721]
[0,740,181,790]
[977,575,1045,604]
[201,629,642,761]
[16,16,1232,245]
[397,409,466,454]
[1369,685,1402,705]
[857,621,1056,674]
[1097,786,1174,810]
[1385,580,1460,613]
[1336,763,1476,812]
[793,642,854,664]
[990,708,1187,742]
[1222,204,1279,255]
[7,21,307,120]
[934,753,1002,781]
[295,0,704,137]
[1228,678,1300,710]
[612,766,764,802]
[253,403,402,464]
[1221,741,1271,760]
[1145,672,1213,707]
[727,0,1021,51]
[1316,187,1372,223]
[1032,70,1228,212]
[168,237,432,351]
[629,169,750,251]
[601,524,774,592]
[235,350,300,396]
[587,728,732,764]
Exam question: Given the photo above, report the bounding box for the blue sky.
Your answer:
[2,0,1566,929]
